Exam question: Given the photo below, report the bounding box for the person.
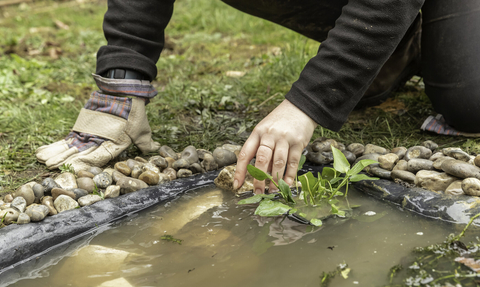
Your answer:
[36,0,480,194]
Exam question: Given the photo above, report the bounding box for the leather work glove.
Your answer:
[36,74,160,171]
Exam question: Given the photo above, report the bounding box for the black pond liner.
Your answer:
[2,164,480,279]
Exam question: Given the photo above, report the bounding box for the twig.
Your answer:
[257,92,282,108]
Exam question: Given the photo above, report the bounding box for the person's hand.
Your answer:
[234,99,317,193]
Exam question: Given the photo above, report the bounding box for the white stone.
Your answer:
[54,195,79,212]
[55,172,78,190]
[78,194,102,207]
[414,170,459,192]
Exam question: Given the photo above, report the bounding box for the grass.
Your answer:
[0,0,479,194]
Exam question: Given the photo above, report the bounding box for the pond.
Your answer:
[2,185,475,287]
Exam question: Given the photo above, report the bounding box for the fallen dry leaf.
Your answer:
[373,98,406,114]
[54,19,69,30]
[455,257,480,272]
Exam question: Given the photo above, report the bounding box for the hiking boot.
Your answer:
[356,13,422,109]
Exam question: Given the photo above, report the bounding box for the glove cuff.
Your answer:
[92,73,158,99]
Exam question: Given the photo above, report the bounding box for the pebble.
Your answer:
[311,138,338,153]
[378,153,399,171]
[163,167,177,181]
[3,194,13,203]
[391,170,416,184]
[54,172,77,190]
[429,152,446,162]
[433,156,454,170]
[391,147,407,160]
[165,157,175,168]
[131,165,143,179]
[138,171,160,185]
[404,146,433,161]
[202,153,218,171]
[87,167,103,176]
[134,156,148,163]
[104,185,121,199]
[346,143,365,157]
[103,168,116,177]
[71,188,89,200]
[77,170,95,178]
[112,170,127,183]
[461,178,480,196]
[367,164,391,179]
[196,149,213,160]
[441,159,480,180]
[172,158,190,170]
[76,177,95,193]
[414,170,458,192]
[11,197,26,213]
[42,196,58,215]
[78,195,103,207]
[54,195,79,212]
[475,155,480,168]
[142,162,160,174]
[159,145,178,160]
[407,159,434,173]
[214,165,254,194]
[126,159,143,170]
[115,162,132,176]
[445,181,464,196]
[306,145,331,165]
[0,208,19,225]
[321,152,334,162]
[222,144,242,156]
[32,183,44,203]
[422,140,438,151]
[51,187,76,201]
[213,148,237,168]
[0,202,10,210]
[189,163,203,174]
[364,144,388,155]
[149,156,168,169]
[181,145,199,164]
[25,204,50,222]
[353,153,380,166]
[157,173,171,184]
[342,150,357,164]
[392,160,408,171]
[41,178,61,195]
[177,169,193,178]
[17,213,30,225]
[444,149,471,162]
[116,177,149,194]
[14,185,35,206]
[93,172,113,189]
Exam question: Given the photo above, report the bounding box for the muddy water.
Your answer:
[7,186,472,287]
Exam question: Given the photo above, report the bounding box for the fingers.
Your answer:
[233,132,260,190]
[283,144,304,186]
[253,138,275,194]
[269,140,289,191]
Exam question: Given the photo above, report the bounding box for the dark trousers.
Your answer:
[96,0,480,133]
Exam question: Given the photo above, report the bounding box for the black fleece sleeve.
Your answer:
[285,0,424,132]
[96,0,175,81]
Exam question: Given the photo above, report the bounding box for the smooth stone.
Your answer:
[78,194,103,207]
[14,185,35,206]
[165,157,175,168]
[134,156,148,163]
[103,168,116,177]
[391,147,407,160]
[214,165,254,195]
[213,148,237,168]
[337,142,346,151]
[422,140,438,151]
[131,165,143,179]
[177,169,193,178]
[367,164,391,179]
[104,185,121,199]
[157,173,171,184]
[378,153,399,171]
[0,208,19,225]
[442,147,462,156]
[11,197,26,213]
[54,195,79,213]
[163,167,177,181]
[405,146,432,161]
[306,145,331,165]
[462,178,480,196]
[4,194,13,203]
[433,156,455,170]
[112,171,127,183]
[475,155,480,168]
[202,153,219,171]
[321,151,334,162]
[126,159,143,170]
[149,156,168,169]
[87,167,103,176]
[159,145,178,160]
[342,150,356,164]
[172,158,189,170]
[115,162,132,176]
[25,204,50,222]
[0,203,10,210]
[51,187,76,201]
[142,162,160,174]
[32,183,44,203]
[76,177,95,193]
[441,159,480,180]
[77,170,95,178]
[54,172,77,190]
[42,196,58,215]
[71,188,88,200]
[41,177,60,195]
[196,149,213,160]
[17,213,30,225]
[181,145,199,164]
[445,180,464,196]
[138,171,160,185]
[346,143,365,157]
[364,144,388,155]
[414,170,458,192]
[117,177,149,194]
[393,160,408,171]
[222,144,242,156]
[469,156,476,166]
[444,149,471,162]
[353,153,380,167]
[391,170,416,184]
[93,172,113,189]
[311,138,338,153]
[188,163,203,174]
[25,181,37,188]
[429,152,446,162]
[407,159,434,173]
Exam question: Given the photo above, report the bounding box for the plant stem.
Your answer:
[454,212,480,241]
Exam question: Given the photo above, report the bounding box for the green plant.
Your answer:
[238,146,378,226]
[59,163,75,174]
[161,235,183,245]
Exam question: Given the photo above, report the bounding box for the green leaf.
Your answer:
[330,203,346,217]
[310,218,323,226]
[278,179,295,204]
[297,154,306,171]
[321,167,337,181]
[247,164,273,181]
[332,146,350,174]
[237,194,275,205]
[299,172,318,193]
[330,176,343,185]
[347,159,378,176]
[254,200,292,217]
[349,174,379,182]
